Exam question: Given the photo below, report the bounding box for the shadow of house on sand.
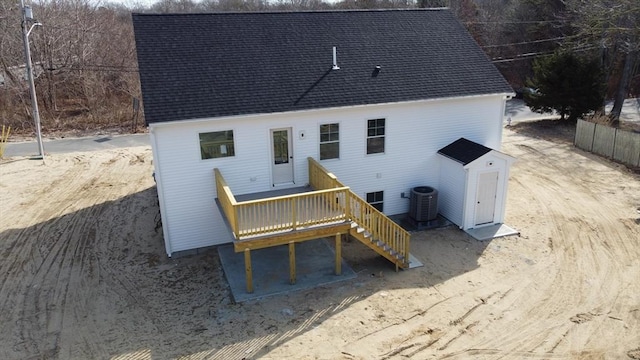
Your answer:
[0,185,494,359]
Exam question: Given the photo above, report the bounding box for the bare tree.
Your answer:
[565,0,640,123]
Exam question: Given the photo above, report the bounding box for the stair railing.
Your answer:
[308,158,410,267]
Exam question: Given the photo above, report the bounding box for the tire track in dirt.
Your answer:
[53,150,160,359]
[357,135,640,359]
[1,159,91,358]
[0,149,157,359]
[10,154,123,357]
[426,136,640,357]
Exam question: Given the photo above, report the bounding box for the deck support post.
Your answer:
[289,241,296,284]
[244,248,253,293]
[335,233,342,275]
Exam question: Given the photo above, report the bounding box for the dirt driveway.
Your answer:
[1,126,639,360]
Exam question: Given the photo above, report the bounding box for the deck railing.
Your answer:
[308,157,346,189]
[215,160,410,266]
[214,168,238,235]
[308,157,410,265]
[233,187,349,237]
[215,168,349,239]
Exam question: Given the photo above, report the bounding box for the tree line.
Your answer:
[0,0,637,136]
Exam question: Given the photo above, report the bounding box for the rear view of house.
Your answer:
[132,9,515,263]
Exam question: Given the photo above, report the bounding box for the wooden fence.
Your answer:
[574,119,640,167]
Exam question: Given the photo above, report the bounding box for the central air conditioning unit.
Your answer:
[409,186,438,221]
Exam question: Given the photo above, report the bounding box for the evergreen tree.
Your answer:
[525,51,605,121]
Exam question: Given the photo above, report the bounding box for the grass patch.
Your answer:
[0,125,10,158]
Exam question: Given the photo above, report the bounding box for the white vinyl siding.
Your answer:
[151,94,507,255]
[437,155,467,226]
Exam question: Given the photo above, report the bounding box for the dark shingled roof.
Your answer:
[132,9,513,124]
[437,138,493,165]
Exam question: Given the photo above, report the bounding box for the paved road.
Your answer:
[504,99,560,124]
[505,98,640,125]
[3,133,150,158]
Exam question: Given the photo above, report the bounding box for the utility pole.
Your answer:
[20,0,45,162]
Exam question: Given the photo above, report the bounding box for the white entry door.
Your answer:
[475,171,499,226]
[271,128,294,186]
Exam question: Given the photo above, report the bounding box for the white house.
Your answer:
[132,9,515,258]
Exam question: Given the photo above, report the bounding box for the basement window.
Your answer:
[366,191,384,212]
[319,123,339,160]
[199,130,235,159]
[366,118,385,154]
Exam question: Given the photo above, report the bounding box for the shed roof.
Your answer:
[132,9,513,124]
[437,138,493,165]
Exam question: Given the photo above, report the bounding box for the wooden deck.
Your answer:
[234,186,313,202]
[215,158,411,293]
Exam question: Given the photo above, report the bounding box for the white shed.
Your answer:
[437,138,515,230]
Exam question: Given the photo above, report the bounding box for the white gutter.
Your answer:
[148,92,515,128]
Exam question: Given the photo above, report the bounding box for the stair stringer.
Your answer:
[348,223,409,270]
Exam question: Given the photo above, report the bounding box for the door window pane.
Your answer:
[273,130,289,164]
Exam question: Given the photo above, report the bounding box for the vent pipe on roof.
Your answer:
[332,46,340,70]
[372,65,381,77]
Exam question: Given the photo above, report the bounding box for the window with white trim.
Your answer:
[366,118,385,154]
[319,123,339,160]
[199,130,235,159]
[366,191,384,212]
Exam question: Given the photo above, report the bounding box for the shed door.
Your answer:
[271,128,294,186]
[475,171,498,225]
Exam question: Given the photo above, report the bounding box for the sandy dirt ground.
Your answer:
[1,125,639,360]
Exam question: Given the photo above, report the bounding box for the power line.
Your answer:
[465,19,570,25]
[491,52,554,63]
[491,45,597,63]
[55,66,139,73]
[44,24,132,37]
[67,67,139,72]
[482,35,575,48]
[41,63,139,72]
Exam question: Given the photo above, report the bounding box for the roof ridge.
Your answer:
[131,8,450,16]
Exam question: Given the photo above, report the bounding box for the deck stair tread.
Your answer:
[349,223,409,269]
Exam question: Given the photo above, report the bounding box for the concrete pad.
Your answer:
[218,238,356,303]
[465,223,519,241]
[407,253,424,269]
[389,213,453,232]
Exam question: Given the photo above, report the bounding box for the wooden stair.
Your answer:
[308,157,411,271]
[349,221,409,271]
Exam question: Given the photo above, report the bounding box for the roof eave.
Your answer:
[147,92,513,127]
